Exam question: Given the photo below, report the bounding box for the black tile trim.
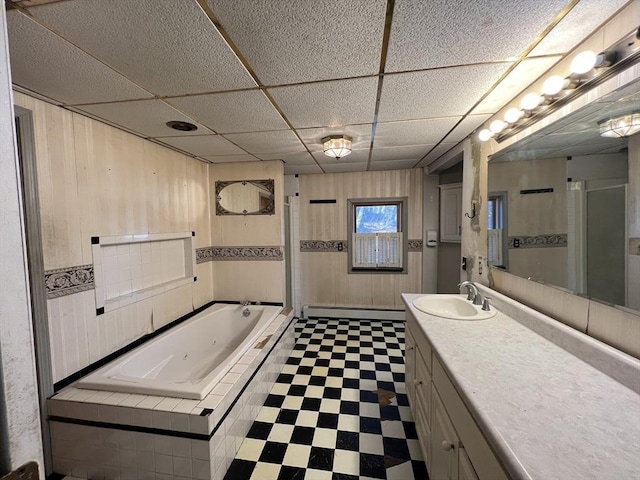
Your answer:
[200,408,213,416]
[47,473,65,480]
[48,416,209,441]
[91,236,100,245]
[192,231,196,236]
[194,276,198,282]
[213,300,284,307]
[53,300,218,391]
[96,307,104,316]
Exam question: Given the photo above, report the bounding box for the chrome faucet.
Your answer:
[458,281,483,306]
[241,300,251,317]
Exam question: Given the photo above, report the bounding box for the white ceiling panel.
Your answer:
[205,0,386,85]
[166,90,287,134]
[223,130,304,154]
[7,11,152,105]
[258,151,317,165]
[416,143,458,167]
[386,0,568,72]
[322,162,368,173]
[313,149,371,165]
[201,154,258,163]
[473,57,562,115]
[370,145,434,162]
[529,0,631,56]
[444,115,492,144]
[268,78,378,129]
[29,0,256,96]
[284,164,324,175]
[374,118,460,147]
[297,124,373,153]
[369,159,420,171]
[378,64,511,122]
[76,100,213,138]
[157,135,246,156]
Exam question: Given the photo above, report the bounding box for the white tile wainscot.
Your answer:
[93,232,197,314]
[403,289,640,480]
[47,309,295,480]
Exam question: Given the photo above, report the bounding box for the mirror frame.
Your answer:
[215,179,275,216]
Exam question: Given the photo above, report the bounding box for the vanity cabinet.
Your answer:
[439,184,462,242]
[406,312,509,480]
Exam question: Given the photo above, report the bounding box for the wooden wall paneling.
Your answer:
[14,93,83,270]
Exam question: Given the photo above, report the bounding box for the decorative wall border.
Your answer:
[300,240,347,252]
[508,234,567,249]
[300,239,424,252]
[408,239,423,251]
[44,265,94,299]
[197,246,284,262]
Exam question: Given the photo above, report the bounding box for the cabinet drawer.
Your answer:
[407,316,432,374]
[433,357,509,480]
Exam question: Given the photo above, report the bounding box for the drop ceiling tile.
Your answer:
[268,78,378,129]
[368,159,420,171]
[417,143,458,167]
[370,145,434,162]
[29,0,256,95]
[473,57,562,115]
[75,100,213,138]
[374,118,460,147]
[258,151,317,165]
[201,154,259,163]
[166,91,287,134]
[529,0,630,56]
[157,135,246,156]
[444,115,492,143]
[313,149,370,165]
[385,0,568,72]
[297,124,373,152]
[7,11,152,105]
[284,164,324,175]
[378,64,511,122]
[322,162,368,173]
[204,0,386,85]
[223,130,304,154]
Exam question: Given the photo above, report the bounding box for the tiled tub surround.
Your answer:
[92,232,196,314]
[47,307,295,480]
[403,289,640,480]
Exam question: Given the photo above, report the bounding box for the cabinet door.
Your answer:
[431,390,459,480]
[416,348,431,428]
[405,326,417,408]
[458,448,479,480]
[440,185,462,242]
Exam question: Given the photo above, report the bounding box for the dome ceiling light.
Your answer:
[598,112,640,138]
[322,135,352,160]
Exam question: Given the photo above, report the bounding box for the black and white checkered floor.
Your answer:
[224,318,428,480]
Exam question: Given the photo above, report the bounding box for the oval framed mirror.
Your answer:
[215,179,275,215]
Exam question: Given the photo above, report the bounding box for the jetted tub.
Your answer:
[76,303,282,400]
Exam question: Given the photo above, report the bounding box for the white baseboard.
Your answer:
[302,305,405,321]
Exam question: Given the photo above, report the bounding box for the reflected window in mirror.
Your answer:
[487,193,507,269]
[215,179,275,216]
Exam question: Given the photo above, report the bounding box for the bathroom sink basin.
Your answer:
[412,294,497,320]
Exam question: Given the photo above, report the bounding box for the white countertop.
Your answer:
[402,292,640,480]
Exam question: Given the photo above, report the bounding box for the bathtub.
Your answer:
[76,303,282,400]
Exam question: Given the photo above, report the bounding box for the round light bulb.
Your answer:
[504,107,523,124]
[489,120,505,134]
[478,129,492,142]
[520,92,542,111]
[570,51,597,75]
[542,75,566,96]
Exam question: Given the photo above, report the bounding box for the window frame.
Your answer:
[347,197,408,274]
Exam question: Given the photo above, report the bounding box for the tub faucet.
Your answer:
[241,300,251,317]
[458,281,483,305]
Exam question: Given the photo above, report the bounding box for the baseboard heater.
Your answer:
[302,305,405,321]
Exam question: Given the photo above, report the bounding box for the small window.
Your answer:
[348,198,408,273]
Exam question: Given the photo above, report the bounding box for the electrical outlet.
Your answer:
[462,256,467,271]
[514,238,520,248]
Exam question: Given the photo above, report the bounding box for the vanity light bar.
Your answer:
[479,27,640,143]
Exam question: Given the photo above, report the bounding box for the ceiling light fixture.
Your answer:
[570,50,598,75]
[322,135,352,160]
[504,107,523,124]
[520,92,543,111]
[598,112,640,138]
[489,120,506,134]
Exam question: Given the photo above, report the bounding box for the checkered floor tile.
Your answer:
[225,318,428,480]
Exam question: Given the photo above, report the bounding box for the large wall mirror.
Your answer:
[215,179,275,215]
[487,76,639,313]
